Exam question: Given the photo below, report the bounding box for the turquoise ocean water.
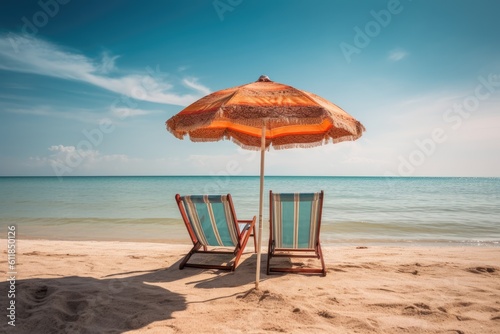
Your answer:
[0,176,499,246]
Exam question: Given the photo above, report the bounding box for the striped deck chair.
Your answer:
[175,194,256,271]
[267,191,326,276]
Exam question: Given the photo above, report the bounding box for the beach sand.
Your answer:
[1,240,499,333]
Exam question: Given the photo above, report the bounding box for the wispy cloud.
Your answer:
[0,34,211,106]
[31,145,134,174]
[183,77,211,96]
[5,105,104,123]
[4,104,155,123]
[388,48,408,62]
[96,52,120,74]
[111,107,151,118]
[29,145,193,176]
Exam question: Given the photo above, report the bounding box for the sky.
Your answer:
[0,0,499,177]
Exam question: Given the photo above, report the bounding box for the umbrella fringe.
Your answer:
[272,141,324,150]
[229,137,265,151]
[165,122,364,149]
[166,118,365,142]
[165,122,186,140]
[328,117,366,137]
[188,137,220,143]
[166,120,213,137]
[271,134,362,150]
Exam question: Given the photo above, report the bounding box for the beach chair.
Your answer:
[175,194,256,271]
[267,191,326,276]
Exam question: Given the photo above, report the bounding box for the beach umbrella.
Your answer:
[166,75,365,289]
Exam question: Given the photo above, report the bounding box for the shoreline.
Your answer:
[3,235,499,247]
[1,239,499,333]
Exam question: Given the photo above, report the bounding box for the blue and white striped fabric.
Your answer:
[271,192,322,249]
[180,195,239,247]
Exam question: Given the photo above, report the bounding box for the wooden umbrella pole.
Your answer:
[255,124,266,289]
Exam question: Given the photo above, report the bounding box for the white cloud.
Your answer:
[28,145,197,176]
[183,77,211,96]
[96,52,120,74]
[0,34,211,106]
[46,145,128,162]
[388,49,408,61]
[111,107,151,118]
[49,145,75,153]
[5,105,103,123]
[32,145,135,176]
[3,103,157,124]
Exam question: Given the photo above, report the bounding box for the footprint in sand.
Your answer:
[466,266,496,274]
[35,286,48,299]
[317,310,335,319]
[402,303,433,316]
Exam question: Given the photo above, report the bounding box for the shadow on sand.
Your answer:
[0,254,268,333]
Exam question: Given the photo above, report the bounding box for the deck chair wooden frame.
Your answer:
[267,191,326,276]
[175,194,256,271]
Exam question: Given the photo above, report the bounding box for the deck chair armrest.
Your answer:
[237,217,256,232]
[237,219,255,223]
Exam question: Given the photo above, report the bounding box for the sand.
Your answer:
[1,239,499,334]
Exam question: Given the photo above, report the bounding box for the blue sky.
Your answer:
[1,0,499,177]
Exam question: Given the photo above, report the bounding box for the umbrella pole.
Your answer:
[255,125,266,289]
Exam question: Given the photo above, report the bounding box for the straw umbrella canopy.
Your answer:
[166,75,365,288]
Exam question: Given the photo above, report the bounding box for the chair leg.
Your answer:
[231,247,242,272]
[267,243,327,276]
[233,223,255,271]
[317,243,326,277]
[266,240,273,275]
[252,225,257,253]
[179,243,202,270]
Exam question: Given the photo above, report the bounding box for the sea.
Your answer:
[0,176,499,246]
